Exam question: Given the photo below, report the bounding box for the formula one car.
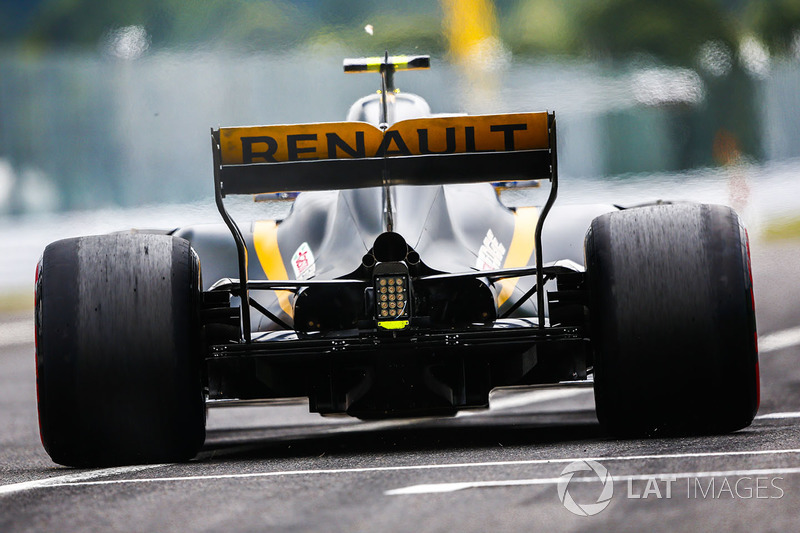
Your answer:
[35,55,760,467]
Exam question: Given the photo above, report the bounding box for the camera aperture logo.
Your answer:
[557,460,614,516]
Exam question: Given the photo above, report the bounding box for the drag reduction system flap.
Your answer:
[212,111,556,196]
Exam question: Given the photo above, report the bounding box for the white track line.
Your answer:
[489,389,590,411]
[4,323,798,352]
[0,325,796,496]
[456,388,591,417]
[0,320,32,348]
[760,326,800,354]
[385,466,800,495]
[755,411,800,420]
[0,464,167,496]
[3,448,800,495]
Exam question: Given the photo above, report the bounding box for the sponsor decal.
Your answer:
[291,242,316,281]
[218,112,549,165]
[475,228,506,271]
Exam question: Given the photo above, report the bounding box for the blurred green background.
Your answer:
[1,0,799,214]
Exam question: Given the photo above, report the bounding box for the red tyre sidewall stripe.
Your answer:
[744,228,760,411]
[34,258,45,448]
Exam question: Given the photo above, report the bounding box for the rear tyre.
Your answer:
[586,204,759,436]
[35,234,206,466]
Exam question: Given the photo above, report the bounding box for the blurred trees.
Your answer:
[1,0,798,63]
[577,0,737,66]
[747,0,800,56]
[1,0,799,213]
[18,1,307,51]
[3,0,444,53]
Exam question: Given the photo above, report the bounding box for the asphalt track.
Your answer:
[1,239,799,532]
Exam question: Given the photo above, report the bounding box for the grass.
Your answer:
[1,214,797,313]
[763,215,800,242]
[0,290,33,314]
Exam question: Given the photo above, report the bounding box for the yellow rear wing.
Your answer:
[211,111,556,196]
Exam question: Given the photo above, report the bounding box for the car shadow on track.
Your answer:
[198,409,605,462]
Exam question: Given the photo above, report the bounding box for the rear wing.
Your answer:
[209,111,560,341]
[211,111,557,196]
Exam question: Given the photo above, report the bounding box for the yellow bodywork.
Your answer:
[251,206,539,321]
[252,220,294,318]
[497,207,539,308]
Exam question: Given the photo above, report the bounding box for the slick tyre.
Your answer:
[35,234,206,466]
[586,204,759,436]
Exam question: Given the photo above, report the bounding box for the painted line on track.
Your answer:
[3,448,800,495]
[755,411,800,420]
[0,320,32,348]
[385,466,800,495]
[454,388,592,418]
[4,323,798,353]
[1,325,797,497]
[0,464,167,496]
[760,326,800,354]
[489,389,590,411]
